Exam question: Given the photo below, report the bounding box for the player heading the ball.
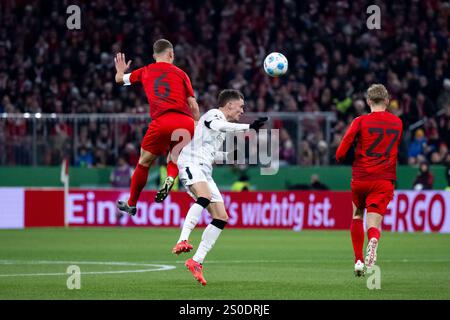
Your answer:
[173,89,268,286]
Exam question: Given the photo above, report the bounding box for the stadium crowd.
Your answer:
[0,0,449,168]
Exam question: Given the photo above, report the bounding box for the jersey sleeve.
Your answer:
[398,120,404,141]
[204,110,250,132]
[336,117,361,162]
[123,67,144,86]
[183,72,195,98]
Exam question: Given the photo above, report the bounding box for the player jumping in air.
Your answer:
[114,39,200,215]
[173,89,268,285]
[336,84,403,277]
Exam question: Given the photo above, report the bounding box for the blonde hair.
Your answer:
[367,84,389,104]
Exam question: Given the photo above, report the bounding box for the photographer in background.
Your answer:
[412,162,434,190]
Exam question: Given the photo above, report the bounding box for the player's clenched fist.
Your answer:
[249,117,269,131]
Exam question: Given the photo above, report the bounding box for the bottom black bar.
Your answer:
[0,300,448,318]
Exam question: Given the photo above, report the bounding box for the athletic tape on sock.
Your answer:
[211,218,227,230]
[196,197,210,208]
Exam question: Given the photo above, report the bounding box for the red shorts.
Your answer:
[141,112,195,156]
[351,179,395,215]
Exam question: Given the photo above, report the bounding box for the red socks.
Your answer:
[166,160,179,179]
[128,161,177,207]
[351,219,381,263]
[350,219,364,263]
[128,164,149,207]
[368,227,381,241]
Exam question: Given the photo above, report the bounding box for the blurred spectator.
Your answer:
[279,128,296,165]
[110,156,133,188]
[75,147,93,167]
[423,119,441,159]
[437,79,450,112]
[299,140,313,166]
[310,174,329,191]
[412,162,434,190]
[0,0,448,167]
[124,143,139,167]
[430,143,449,165]
[94,149,107,168]
[353,99,367,116]
[329,132,343,165]
[408,129,427,165]
[231,174,251,191]
[313,140,329,166]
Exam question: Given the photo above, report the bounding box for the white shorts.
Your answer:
[177,162,223,203]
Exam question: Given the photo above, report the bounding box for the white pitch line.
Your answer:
[0,260,169,266]
[0,258,448,278]
[0,260,176,277]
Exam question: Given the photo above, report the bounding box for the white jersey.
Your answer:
[178,108,249,169]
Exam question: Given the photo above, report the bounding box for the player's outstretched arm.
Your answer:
[114,53,132,85]
[206,118,249,132]
[206,117,268,133]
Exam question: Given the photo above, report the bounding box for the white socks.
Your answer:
[178,203,204,243]
[193,219,227,264]
[177,197,227,265]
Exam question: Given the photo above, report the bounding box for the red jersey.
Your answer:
[129,62,195,119]
[336,111,403,181]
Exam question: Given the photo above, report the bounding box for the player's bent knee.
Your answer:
[138,159,152,167]
[139,149,156,166]
[214,212,228,222]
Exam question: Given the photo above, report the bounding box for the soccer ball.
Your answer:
[263,52,288,77]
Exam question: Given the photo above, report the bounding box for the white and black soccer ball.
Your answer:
[263,52,288,77]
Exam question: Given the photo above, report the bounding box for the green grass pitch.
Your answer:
[0,228,449,299]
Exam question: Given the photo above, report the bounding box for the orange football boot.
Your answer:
[172,240,193,255]
[185,258,207,286]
